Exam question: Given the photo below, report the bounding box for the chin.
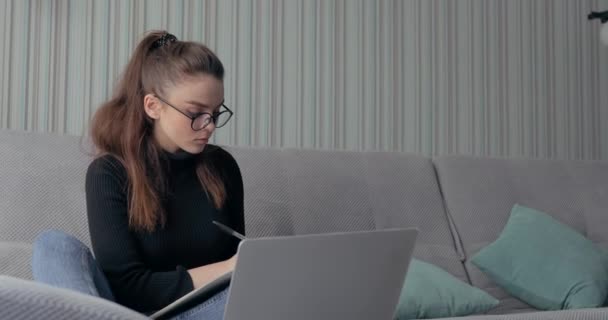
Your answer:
[181,143,207,154]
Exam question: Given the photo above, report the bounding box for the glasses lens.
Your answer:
[214,111,231,128]
[193,114,212,130]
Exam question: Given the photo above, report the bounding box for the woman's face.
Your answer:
[145,74,225,154]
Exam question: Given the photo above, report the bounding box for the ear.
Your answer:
[143,94,162,120]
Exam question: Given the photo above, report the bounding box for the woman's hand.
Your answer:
[225,254,238,271]
[188,253,239,289]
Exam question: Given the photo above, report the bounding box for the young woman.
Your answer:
[33,31,244,320]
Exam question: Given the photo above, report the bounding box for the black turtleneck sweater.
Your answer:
[85,145,244,313]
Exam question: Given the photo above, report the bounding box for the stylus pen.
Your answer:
[212,220,247,241]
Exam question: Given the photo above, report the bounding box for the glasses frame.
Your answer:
[154,95,233,131]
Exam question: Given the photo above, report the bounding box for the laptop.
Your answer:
[224,228,417,320]
[151,228,417,320]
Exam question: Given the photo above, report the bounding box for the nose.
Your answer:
[203,121,216,133]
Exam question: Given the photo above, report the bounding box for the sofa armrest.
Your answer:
[0,275,148,320]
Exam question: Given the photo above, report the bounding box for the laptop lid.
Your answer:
[223,228,418,320]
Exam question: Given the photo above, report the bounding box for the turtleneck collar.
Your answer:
[161,149,198,172]
[164,148,196,161]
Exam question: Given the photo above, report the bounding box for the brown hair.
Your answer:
[89,30,226,232]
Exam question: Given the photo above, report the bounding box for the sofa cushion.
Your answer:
[472,204,608,310]
[227,146,468,282]
[0,130,468,287]
[395,259,498,320]
[0,242,32,279]
[0,275,147,320]
[434,155,608,314]
[0,130,95,280]
[0,130,93,246]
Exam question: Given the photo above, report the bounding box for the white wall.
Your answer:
[1,0,608,159]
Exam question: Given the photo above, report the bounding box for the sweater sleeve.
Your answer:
[85,156,194,313]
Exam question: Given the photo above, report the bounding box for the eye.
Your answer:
[188,112,204,118]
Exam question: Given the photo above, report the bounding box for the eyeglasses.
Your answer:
[154,95,233,131]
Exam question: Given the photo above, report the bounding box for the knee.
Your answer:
[33,230,89,255]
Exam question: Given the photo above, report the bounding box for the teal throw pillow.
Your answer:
[394,259,498,319]
[471,204,608,310]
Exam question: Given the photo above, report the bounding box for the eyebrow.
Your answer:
[185,99,225,111]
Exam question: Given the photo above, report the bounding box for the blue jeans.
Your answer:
[32,229,115,300]
[32,230,228,320]
[169,288,229,320]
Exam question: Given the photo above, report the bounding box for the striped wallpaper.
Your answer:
[1,0,608,159]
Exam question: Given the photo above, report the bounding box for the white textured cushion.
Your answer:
[0,275,148,320]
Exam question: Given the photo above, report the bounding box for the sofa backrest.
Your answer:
[0,130,93,279]
[434,155,608,314]
[227,146,467,282]
[0,129,467,286]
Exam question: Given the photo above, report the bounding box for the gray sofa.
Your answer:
[1,128,608,320]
